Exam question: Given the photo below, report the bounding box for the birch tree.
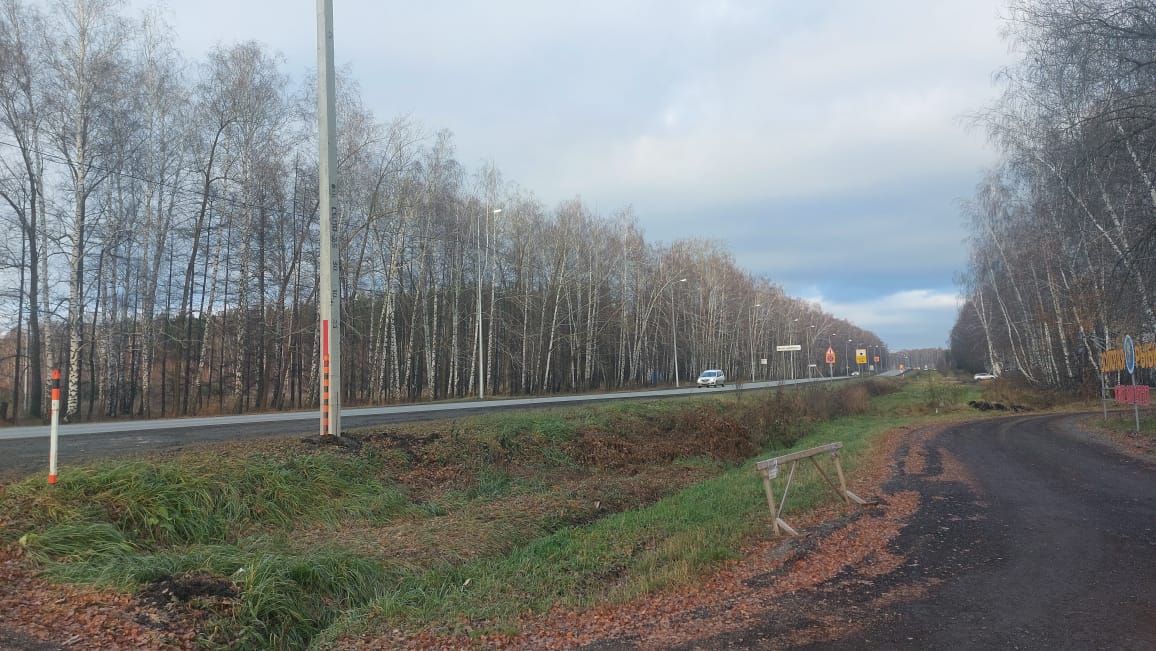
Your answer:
[43,0,132,420]
[0,0,47,418]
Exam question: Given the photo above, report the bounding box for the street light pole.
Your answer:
[476,211,483,400]
[671,278,686,387]
[477,207,501,399]
[750,304,762,381]
[790,317,799,380]
[807,324,816,378]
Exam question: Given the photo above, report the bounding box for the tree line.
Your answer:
[953,0,1156,388]
[0,0,883,424]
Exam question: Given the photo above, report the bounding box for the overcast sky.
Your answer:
[126,0,1014,350]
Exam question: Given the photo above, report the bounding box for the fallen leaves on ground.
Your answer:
[0,547,203,651]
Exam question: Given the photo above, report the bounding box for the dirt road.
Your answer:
[682,413,1156,650]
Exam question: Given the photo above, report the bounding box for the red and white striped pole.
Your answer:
[321,353,330,437]
[48,368,60,485]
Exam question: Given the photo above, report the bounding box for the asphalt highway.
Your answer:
[0,376,843,479]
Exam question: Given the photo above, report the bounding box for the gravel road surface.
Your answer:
[688,413,1156,650]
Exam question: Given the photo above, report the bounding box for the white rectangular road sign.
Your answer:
[776,344,802,352]
[765,459,779,478]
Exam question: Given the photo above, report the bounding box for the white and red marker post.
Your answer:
[48,368,60,485]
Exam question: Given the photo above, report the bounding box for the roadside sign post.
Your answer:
[1101,370,1109,420]
[1125,335,1139,431]
[776,345,802,383]
[825,347,836,378]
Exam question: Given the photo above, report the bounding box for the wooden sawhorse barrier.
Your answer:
[755,442,867,536]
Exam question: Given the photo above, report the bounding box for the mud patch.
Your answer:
[136,572,237,609]
[301,434,362,451]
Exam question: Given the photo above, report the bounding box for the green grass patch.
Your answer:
[493,412,578,443]
[4,452,409,549]
[1099,410,1156,438]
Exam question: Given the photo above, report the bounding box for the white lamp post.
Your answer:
[750,304,762,381]
[808,324,816,378]
[671,278,687,387]
[790,317,799,380]
[477,207,501,399]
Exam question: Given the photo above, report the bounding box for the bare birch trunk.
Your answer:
[65,186,86,421]
[542,258,566,392]
[194,220,224,412]
[233,216,250,413]
[521,285,531,394]
[448,245,461,397]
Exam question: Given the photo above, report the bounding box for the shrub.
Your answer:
[834,384,872,416]
[738,389,810,450]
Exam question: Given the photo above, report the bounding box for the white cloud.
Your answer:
[518,0,1006,213]
[802,288,964,349]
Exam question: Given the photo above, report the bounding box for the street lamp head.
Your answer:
[493,208,502,214]
[678,278,687,282]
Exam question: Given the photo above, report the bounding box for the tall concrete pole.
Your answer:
[476,208,501,400]
[671,288,679,388]
[476,210,484,400]
[317,0,341,436]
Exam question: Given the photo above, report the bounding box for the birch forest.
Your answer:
[953,0,1156,387]
[0,0,883,423]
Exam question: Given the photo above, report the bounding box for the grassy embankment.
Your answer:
[1,373,986,649]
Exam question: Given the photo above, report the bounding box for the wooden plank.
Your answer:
[756,442,842,470]
[775,518,800,537]
[761,473,781,536]
[808,455,842,497]
[832,452,851,506]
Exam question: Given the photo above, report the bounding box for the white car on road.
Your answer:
[696,369,726,387]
